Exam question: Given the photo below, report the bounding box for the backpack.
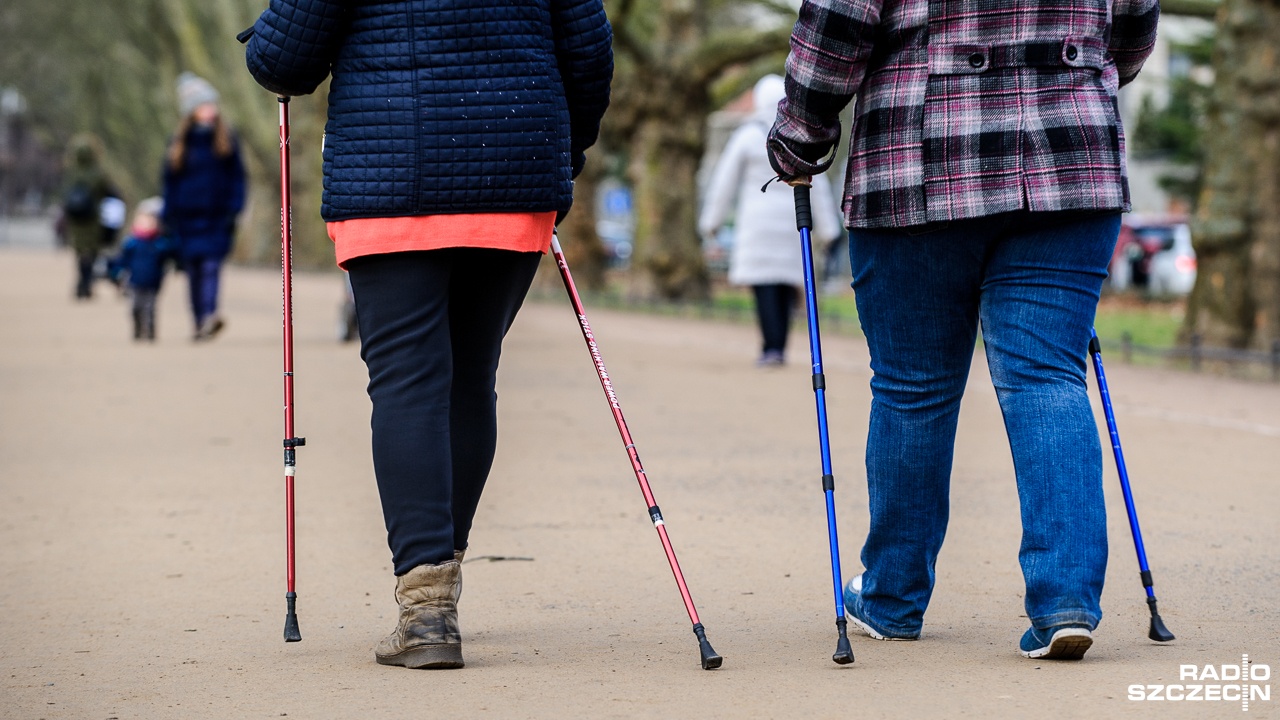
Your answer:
[64,182,96,222]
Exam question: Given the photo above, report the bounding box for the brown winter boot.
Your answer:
[374,560,463,669]
[453,549,465,599]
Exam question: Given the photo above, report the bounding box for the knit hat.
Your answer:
[176,72,220,117]
[752,74,786,122]
[131,197,164,237]
[135,196,164,219]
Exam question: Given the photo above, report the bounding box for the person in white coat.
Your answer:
[699,74,841,366]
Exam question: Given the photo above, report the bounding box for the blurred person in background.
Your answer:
[246,0,612,670]
[699,75,841,367]
[109,197,176,342]
[99,194,127,250]
[768,0,1158,659]
[59,134,117,300]
[162,73,246,341]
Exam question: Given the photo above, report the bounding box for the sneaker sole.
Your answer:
[847,614,889,641]
[1021,629,1093,660]
[845,612,919,641]
[844,577,920,641]
[376,644,464,669]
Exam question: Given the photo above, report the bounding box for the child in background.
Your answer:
[110,198,175,341]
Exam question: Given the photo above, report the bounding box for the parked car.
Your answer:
[1108,218,1197,297]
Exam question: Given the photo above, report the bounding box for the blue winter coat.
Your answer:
[244,0,612,222]
[110,234,177,290]
[162,127,247,260]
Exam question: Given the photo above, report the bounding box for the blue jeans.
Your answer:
[849,210,1118,636]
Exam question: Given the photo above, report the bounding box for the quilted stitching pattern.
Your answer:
[246,0,612,221]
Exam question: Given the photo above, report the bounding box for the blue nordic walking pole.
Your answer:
[794,183,855,664]
[1088,329,1175,642]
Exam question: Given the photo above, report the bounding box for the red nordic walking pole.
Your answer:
[279,96,305,642]
[549,233,722,670]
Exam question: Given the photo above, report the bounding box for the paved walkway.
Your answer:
[2,244,1277,718]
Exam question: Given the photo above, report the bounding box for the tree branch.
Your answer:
[689,25,792,86]
[612,25,655,70]
[1161,0,1220,18]
[607,0,655,70]
[742,0,799,19]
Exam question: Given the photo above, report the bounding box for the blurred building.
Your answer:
[0,87,61,216]
[1118,15,1216,216]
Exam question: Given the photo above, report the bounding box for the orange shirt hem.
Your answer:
[327,212,556,268]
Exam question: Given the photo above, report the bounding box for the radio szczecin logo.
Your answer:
[1129,655,1270,711]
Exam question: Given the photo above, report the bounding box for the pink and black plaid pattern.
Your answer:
[768,0,1159,228]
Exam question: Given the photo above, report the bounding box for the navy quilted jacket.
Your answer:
[245,0,612,221]
[162,127,247,259]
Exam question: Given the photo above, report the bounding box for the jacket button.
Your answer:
[1066,45,1078,61]
[968,52,984,68]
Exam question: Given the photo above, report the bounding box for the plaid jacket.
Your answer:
[768,0,1159,228]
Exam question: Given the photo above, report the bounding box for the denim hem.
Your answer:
[849,596,922,638]
[1031,609,1100,631]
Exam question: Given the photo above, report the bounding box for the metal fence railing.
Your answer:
[529,287,865,336]
[1108,332,1280,382]
[531,287,1280,383]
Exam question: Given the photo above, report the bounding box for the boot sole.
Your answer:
[376,644,464,669]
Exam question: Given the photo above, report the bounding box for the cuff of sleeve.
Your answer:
[767,132,837,179]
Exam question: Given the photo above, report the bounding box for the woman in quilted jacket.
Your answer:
[768,0,1159,659]
[246,0,612,669]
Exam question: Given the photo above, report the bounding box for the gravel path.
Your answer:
[2,246,1277,718]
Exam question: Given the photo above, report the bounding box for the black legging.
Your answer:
[752,283,798,355]
[75,251,97,298]
[347,248,541,575]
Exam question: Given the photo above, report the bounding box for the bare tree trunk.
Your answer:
[530,149,607,296]
[605,0,790,300]
[238,93,330,269]
[630,108,710,300]
[0,0,335,269]
[1184,0,1280,349]
[556,150,608,291]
